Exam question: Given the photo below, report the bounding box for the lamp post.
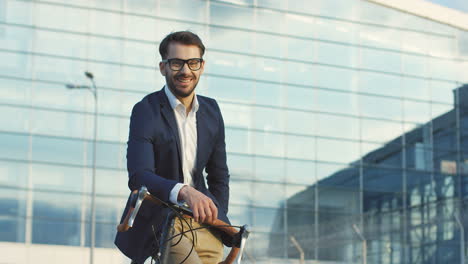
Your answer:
[353,224,367,264]
[66,71,97,264]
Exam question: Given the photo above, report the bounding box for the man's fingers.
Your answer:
[192,204,199,222]
[198,206,206,223]
[210,201,218,221]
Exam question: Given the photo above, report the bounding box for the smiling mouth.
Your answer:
[175,75,194,84]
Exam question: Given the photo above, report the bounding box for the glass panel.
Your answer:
[431,80,458,104]
[204,51,254,80]
[363,166,403,195]
[358,71,401,97]
[284,13,316,38]
[0,78,31,105]
[361,48,401,74]
[32,219,81,246]
[0,50,32,78]
[401,77,429,101]
[228,204,252,227]
[210,2,253,29]
[32,81,94,112]
[34,55,87,83]
[125,0,157,15]
[206,76,254,103]
[253,182,285,208]
[36,2,89,33]
[254,156,284,183]
[30,109,88,139]
[404,100,431,123]
[253,107,284,132]
[316,113,359,140]
[287,38,314,62]
[225,128,250,154]
[122,65,160,93]
[32,191,82,245]
[285,86,314,111]
[1,25,34,52]
[227,154,253,180]
[31,135,85,166]
[361,118,402,143]
[31,163,87,192]
[317,41,358,67]
[429,57,459,81]
[402,53,427,78]
[209,27,253,54]
[0,187,27,242]
[34,29,87,59]
[285,109,315,135]
[159,0,207,23]
[0,161,28,187]
[88,36,122,63]
[155,20,206,43]
[0,105,29,133]
[316,138,359,164]
[123,15,157,41]
[314,65,355,91]
[92,141,126,168]
[218,102,251,129]
[95,168,128,196]
[284,61,313,86]
[360,94,402,121]
[0,133,29,160]
[253,206,281,232]
[88,9,121,37]
[254,57,283,83]
[255,81,283,107]
[315,89,359,115]
[316,162,350,181]
[286,159,316,185]
[255,9,283,33]
[97,115,123,142]
[95,222,117,248]
[286,134,315,160]
[253,131,284,157]
[230,180,253,206]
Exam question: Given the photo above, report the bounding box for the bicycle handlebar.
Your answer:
[117,186,249,264]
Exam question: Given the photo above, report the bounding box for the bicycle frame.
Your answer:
[117,186,250,264]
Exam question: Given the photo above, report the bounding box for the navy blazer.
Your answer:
[114,88,230,263]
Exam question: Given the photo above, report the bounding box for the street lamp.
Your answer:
[65,71,98,264]
[353,224,367,264]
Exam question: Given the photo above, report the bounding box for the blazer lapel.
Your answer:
[195,98,209,187]
[158,90,183,179]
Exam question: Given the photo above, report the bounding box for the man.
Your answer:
[115,31,230,264]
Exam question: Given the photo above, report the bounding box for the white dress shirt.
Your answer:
[165,85,199,204]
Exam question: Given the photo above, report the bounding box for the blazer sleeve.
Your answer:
[126,101,177,202]
[205,100,230,215]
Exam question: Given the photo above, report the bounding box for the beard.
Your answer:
[165,72,199,98]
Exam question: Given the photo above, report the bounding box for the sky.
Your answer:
[426,0,468,13]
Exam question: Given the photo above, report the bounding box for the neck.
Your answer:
[177,93,195,115]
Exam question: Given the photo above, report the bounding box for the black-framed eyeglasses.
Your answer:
[161,58,204,71]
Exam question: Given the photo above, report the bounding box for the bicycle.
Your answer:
[117,186,250,264]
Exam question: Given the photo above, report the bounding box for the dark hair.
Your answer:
[159,31,205,59]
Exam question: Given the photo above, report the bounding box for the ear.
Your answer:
[159,61,166,76]
[199,59,205,75]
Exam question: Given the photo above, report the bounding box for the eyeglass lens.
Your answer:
[169,59,202,71]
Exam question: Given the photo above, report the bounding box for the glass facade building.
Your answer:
[0,0,467,263]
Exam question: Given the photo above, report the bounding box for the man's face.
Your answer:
[159,43,205,99]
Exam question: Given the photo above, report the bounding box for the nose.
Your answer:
[179,62,191,74]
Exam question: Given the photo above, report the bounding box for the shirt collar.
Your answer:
[164,85,199,113]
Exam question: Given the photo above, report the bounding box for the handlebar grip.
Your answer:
[116,206,134,232]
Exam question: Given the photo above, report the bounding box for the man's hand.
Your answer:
[178,185,218,224]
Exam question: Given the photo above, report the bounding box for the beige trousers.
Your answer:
[165,217,223,264]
